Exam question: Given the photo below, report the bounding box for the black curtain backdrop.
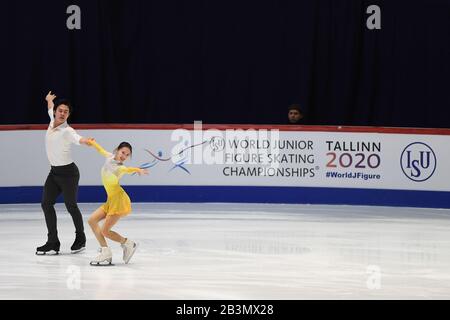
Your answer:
[0,0,449,127]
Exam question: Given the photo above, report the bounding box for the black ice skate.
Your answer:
[36,242,60,255]
[71,232,86,254]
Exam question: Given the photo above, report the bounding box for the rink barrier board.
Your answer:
[1,124,450,208]
[1,185,449,209]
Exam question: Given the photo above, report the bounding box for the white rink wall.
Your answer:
[1,125,450,207]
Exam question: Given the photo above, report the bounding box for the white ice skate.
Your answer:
[121,239,138,264]
[90,247,113,266]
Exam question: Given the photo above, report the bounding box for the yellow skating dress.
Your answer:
[91,141,141,216]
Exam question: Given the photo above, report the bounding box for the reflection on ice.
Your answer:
[0,202,449,299]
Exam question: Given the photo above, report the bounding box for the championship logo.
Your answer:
[400,142,437,182]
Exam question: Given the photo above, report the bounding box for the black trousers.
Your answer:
[41,162,84,243]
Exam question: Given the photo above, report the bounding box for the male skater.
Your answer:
[36,91,92,255]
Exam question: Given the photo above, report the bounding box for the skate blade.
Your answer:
[36,250,59,256]
[90,261,114,266]
[71,247,86,254]
[124,243,138,264]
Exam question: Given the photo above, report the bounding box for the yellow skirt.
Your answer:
[101,189,132,217]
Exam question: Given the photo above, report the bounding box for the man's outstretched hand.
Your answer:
[80,137,95,146]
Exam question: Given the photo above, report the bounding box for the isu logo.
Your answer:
[400,142,437,182]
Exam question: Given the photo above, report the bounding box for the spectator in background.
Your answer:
[287,104,306,124]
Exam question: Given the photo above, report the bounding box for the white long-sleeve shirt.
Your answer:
[45,108,82,166]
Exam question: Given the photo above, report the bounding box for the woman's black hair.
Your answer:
[53,99,73,114]
[115,142,133,156]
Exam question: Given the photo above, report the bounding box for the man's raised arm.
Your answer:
[45,91,56,110]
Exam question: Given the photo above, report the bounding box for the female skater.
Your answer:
[87,139,148,265]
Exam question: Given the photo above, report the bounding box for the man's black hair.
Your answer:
[53,99,73,114]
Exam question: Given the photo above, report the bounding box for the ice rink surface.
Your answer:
[0,202,449,300]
